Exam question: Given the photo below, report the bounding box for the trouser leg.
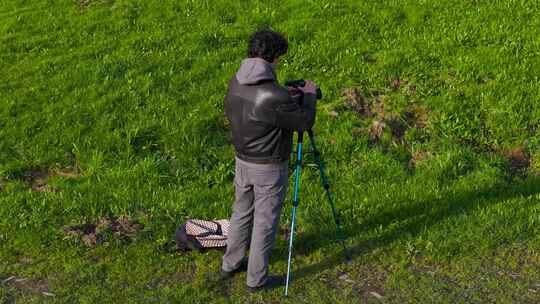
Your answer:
[222,162,254,272]
[246,166,288,287]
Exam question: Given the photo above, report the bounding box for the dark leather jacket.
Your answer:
[224,58,317,164]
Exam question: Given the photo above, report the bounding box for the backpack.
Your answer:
[174,219,230,251]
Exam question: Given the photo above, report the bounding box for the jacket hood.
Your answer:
[235,58,276,85]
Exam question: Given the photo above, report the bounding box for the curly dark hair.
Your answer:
[247,30,288,63]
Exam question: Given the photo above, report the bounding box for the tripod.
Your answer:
[284,129,347,296]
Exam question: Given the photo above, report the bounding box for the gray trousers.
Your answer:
[222,156,288,287]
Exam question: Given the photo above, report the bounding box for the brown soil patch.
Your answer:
[63,223,102,246]
[341,87,388,120]
[19,167,80,192]
[63,215,144,246]
[503,147,530,176]
[2,276,53,297]
[104,215,144,239]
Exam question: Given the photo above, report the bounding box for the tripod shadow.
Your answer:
[282,175,540,281]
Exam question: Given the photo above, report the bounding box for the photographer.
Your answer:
[221,30,318,292]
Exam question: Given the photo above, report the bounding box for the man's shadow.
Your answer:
[278,174,540,281]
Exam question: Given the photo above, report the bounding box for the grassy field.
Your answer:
[1,0,539,303]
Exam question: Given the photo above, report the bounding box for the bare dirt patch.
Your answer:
[2,276,54,297]
[17,166,80,192]
[502,147,530,177]
[63,215,144,246]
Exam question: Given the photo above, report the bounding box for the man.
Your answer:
[221,29,318,293]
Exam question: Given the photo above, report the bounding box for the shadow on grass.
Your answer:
[286,175,540,281]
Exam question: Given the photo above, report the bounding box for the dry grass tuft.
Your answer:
[368,120,387,143]
[390,77,408,91]
[409,150,431,169]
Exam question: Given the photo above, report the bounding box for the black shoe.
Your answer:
[219,258,248,280]
[246,275,284,293]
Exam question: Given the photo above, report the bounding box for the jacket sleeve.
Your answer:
[273,93,317,132]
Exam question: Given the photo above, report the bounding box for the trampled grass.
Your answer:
[1,0,539,303]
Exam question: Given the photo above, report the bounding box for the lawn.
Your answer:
[1,0,539,303]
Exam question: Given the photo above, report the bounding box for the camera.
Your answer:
[284,79,323,100]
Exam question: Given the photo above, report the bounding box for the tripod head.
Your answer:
[284,79,323,100]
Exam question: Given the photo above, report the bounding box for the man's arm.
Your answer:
[274,93,317,132]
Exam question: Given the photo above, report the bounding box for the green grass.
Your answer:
[1,0,539,303]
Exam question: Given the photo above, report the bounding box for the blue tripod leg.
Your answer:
[307,130,348,257]
[285,131,304,296]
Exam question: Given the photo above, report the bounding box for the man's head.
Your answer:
[247,30,288,65]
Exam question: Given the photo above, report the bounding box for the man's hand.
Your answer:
[299,80,318,96]
[287,86,303,98]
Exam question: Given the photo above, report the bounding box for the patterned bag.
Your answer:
[174,219,230,251]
